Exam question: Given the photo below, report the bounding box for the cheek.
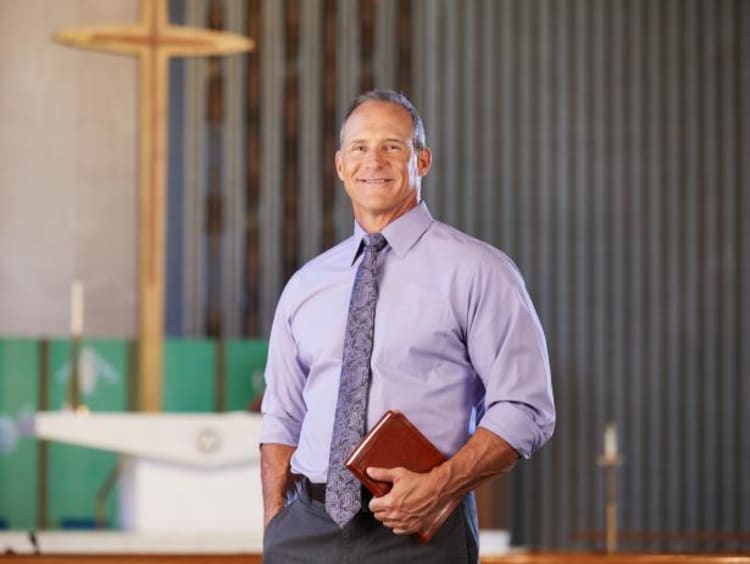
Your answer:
[339,164,355,182]
[346,160,364,176]
[407,163,420,183]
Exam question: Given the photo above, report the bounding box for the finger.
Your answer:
[368,496,387,513]
[369,492,397,513]
[371,510,388,523]
[373,509,398,523]
[366,466,397,482]
[382,518,402,530]
[376,511,406,528]
[381,515,412,530]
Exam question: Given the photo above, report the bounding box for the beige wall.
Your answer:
[0,0,138,337]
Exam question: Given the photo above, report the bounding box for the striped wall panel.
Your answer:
[433,0,750,551]
[222,0,248,337]
[258,0,284,334]
[171,0,749,551]
[170,0,249,337]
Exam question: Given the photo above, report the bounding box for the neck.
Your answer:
[353,199,419,234]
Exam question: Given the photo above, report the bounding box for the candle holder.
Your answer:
[66,281,88,413]
[596,422,624,553]
[65,334,86,412]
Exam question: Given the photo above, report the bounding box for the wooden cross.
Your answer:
[54,0,254,412]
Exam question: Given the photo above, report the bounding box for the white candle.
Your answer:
[71,280,84,336]
[604,422,618,459]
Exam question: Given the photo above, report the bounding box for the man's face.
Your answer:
[336,101,431,226]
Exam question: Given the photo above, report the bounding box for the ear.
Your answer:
[417,146,432,177]
[335,150,345,181]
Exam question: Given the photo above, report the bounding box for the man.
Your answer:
[260,89,555,563]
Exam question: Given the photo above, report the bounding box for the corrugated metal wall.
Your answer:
[172,0,750,551]
[457,0,749,551]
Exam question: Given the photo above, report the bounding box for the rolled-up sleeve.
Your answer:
[259,282,308,447]
[467,255,556,459]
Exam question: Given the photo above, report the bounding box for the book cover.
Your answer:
[345,410,461,543]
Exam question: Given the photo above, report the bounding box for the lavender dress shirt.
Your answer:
[260,202,555,484]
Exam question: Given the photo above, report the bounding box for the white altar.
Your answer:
[23,412,264,535]
[10,411,513,556]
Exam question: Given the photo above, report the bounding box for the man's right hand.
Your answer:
[264,501,285,529]
[260,443,296,530]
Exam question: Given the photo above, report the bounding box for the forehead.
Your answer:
[341,101,414,142]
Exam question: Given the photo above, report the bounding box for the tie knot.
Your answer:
[364,233,387,252]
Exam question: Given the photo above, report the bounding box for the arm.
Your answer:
[367,428,517,534]
[370,253,554,534]
[261,443,296,527]
[258,282,308,527]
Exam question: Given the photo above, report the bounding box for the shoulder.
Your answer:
[423,223,542,338]
[297,235,355,276]
[426,220,525,287]
[277,236,356,307]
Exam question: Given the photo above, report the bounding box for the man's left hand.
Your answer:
[366,466,453,535]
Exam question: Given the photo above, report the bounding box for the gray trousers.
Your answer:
[263,482,479,564]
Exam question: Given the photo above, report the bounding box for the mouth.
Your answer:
[357,178,393,184]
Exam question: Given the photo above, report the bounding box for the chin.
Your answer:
[356,195,397,211]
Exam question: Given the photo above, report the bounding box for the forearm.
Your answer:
[432,427,519,500]
[260,443,296,526]
[367,427,518,533]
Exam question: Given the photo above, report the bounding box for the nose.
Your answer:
[363,148,385,166]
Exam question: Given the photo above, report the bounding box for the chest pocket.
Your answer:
[373,283,462,374]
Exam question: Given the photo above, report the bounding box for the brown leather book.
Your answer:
[345,410,462,543]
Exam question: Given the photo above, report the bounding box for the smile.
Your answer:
[358,179,392,184]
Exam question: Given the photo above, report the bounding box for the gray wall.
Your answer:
[220,0,748,550]
[409,0,749,551]
[0,0,138,338]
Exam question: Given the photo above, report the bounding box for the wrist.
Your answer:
[428,462,453,499]
[265,497,285,515]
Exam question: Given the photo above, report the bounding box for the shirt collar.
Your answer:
[348,201,434,265]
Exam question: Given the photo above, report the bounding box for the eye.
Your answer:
[385,143,402,152]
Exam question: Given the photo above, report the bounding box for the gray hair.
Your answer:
[339,89,427,151]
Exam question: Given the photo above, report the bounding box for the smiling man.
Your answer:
[335,97,431,233]
[259,90,555,563]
